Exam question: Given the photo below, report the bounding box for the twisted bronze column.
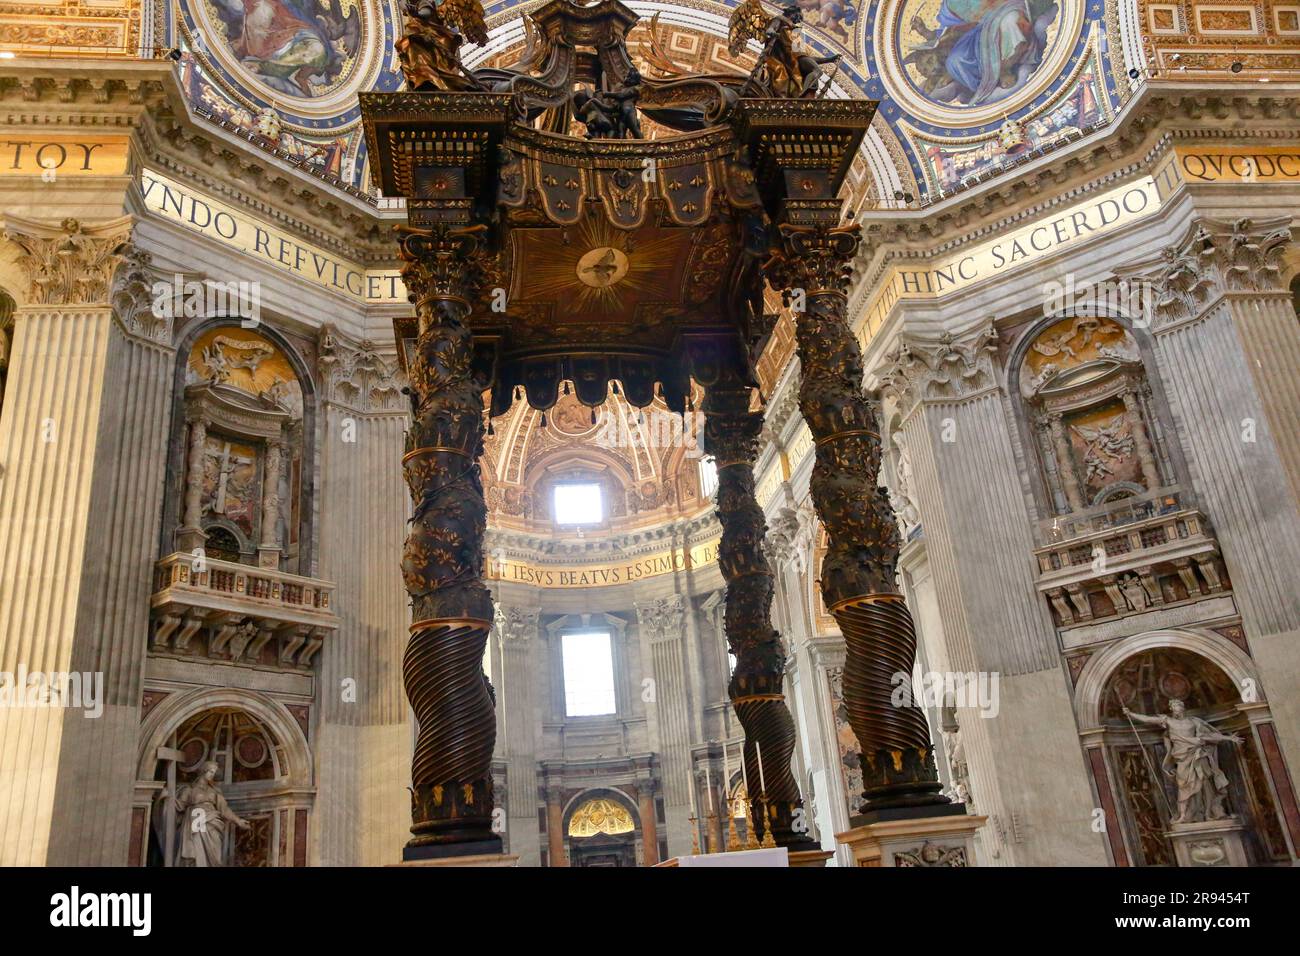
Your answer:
[766,222,955,819]
[398,224,502,857]
[703,382,817,848]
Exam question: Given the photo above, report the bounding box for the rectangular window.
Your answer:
[554,482,603,525]
[561,630,616,716]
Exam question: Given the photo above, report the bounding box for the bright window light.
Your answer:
[699,457,719,500]
[554,482,602,524]
[562,631,616,717]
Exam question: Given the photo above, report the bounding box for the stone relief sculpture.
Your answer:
[154,761,251,867]
[1118,573,1151,612]
[1123,698,1242,824]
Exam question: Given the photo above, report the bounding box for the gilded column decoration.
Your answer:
[702,381,815,848]
[398,221,501,858]
[766,222,954,818]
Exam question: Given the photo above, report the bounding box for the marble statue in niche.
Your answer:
[154,760,252,867]
[1123,698,1243,824]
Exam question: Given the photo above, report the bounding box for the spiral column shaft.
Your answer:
[765,221,954,817]
[398,224,502,856]
[704,383,816,848]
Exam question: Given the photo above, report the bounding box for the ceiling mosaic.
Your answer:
[163,0,1124,196]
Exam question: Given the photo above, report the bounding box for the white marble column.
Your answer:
[1121,216,1300,779]
[496,604,541,865]
[876,322,1108,866]
[311,329,411,865]
[257,437,284,568]
[636,593,693,854]
[0,219,176,865]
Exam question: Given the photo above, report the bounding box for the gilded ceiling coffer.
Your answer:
[361,0,959,858]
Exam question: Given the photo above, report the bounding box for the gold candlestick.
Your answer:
[760,800,777,848]
[705,811,718,853]
[744,799,759,850]
[689,815,701,855]
[726,797,742,851]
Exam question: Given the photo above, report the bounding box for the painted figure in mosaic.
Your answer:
[1123,698,1242,824]
[906,0,1059,107]
[210,0,362,97]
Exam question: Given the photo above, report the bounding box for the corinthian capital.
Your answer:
[635,594,686,640]
[318,324,406,412]
[876,320,1000,412]
[1118,216,1293,330]
[763,506,801,565]
[2,215,134,307]
[493,605,539,643]
[764,220,862,297]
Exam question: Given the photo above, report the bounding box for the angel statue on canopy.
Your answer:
[396,0,490,91]
[728,0,841,98]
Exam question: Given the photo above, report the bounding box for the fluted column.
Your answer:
[635,595,692,803]
[0,218,176,865]
[1121,389,1160,490]
[702,381,814,848]
[496,604,541,864]
[1045,412,1086,511]
[257,437,284,568]
[877,323,1106,864]
[765,220,953,820]
[397,223,500,858]
[313,328,410,865]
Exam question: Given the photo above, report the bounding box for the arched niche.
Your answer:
[561,787,642,867]
[161,317,317,575]
[1073,629,1295,866]
[1012,313,1178,519]
[133,687,315,867]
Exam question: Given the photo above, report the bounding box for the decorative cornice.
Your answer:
[1116,215,1293,331]
[485,512,721,565]
[317,324,405,413]
[876,320,1000,412]
[2,214,133,307]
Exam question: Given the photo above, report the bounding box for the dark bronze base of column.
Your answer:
[403,617,500,854]
[831,593,961,815]
[403,835,504,861]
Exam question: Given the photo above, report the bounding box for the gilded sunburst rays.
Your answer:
[511,218,686,317]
